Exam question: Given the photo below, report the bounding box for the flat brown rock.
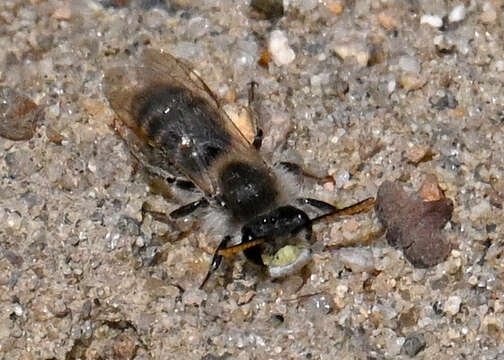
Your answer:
[376,181,454,268]
[0,87,40,141]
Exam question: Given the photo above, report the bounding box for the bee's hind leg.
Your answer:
[200,235,232,289]
[200,234,269,288]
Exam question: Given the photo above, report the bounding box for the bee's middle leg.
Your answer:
[169,198,209,219]
[141,197,208,226]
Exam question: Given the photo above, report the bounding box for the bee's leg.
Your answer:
[141,202,173,224]
[310,197,376,224]
[200,235,232,289]
[303,221,314,242]
[169,198,209,219]
[296,198,337,213]
[244,246,265,265]
[214,233,266,266]
[248,80,263,150]
[146,173,197,199]
[141,198,208,224]
[278,162,334,183]
[140,203,192,244]
[173,179,197,192]
[252,128,263,150]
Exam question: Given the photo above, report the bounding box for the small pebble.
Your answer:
[399,73,426,91]
[52,5,72,20]
[49,300,70,318]
[335,284,348,298]
[419,174,443,201]
[495,60,504,72]
[293,0,318,12]
[420,14,443,28]
[250,0,284,20]
[399,56,420,74]
[237,290,256,305]
[182,289,207,306]
[326,0,344,15]
[334,170,350,189]
[468,275,478,286]
[448,4,466,23]
[258,47,272,67]
[406,145,433,165]
[187,16,210,39]
[13,303,24,316]
[0,87,40,141]
[268,30,295,66]
[486,223,497,233]
[480,2,497,24]
[112,333,137,360]
[6,212,22,230]
[135,236,145,248]
[429,90,458,110]
[469,200,491,221]
[333,41,370,67]
[377,11,398,30]
[401,333,426,357]
[341,219,359,233]
[323,181,334,192]
[336,247,375,273]
[87,159,97,173]
[444,296,462,315]
[387,80,397,93]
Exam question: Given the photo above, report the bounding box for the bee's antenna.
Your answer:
[310,197,376,225]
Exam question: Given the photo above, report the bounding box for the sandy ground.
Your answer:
[1,0,503,359]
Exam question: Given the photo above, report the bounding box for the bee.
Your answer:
[103,49,375,288]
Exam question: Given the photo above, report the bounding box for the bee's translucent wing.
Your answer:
[141,49,255,149]
[142,49,220,107]
[103,50,261,196]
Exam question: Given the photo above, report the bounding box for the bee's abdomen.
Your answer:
[132,85,231,174]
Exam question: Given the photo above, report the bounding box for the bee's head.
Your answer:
[241,205,311,241]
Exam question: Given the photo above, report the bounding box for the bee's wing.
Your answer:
[141,49,254,148]
[104,50,258,196]
[142,49,220,108]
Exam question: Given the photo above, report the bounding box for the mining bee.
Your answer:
[104,49,374,289]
